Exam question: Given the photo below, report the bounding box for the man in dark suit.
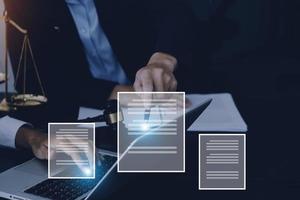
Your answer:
[1,0,196,159]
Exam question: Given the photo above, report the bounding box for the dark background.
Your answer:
[1,0,300,199]
[180,0,299,98]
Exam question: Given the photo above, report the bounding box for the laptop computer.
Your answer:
[0,98,212,200]
[0,149,117,200]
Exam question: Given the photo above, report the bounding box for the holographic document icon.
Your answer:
[48,123,95,179]
[118,92,185,172]
[199,134,246,190]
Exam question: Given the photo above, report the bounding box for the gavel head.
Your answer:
[103,100,123,131]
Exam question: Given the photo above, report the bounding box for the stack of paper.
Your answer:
[187,93,247,132]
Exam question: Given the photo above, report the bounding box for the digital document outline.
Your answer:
[199,134,246,190]
[48,123,96,179]
[117,92,185,173]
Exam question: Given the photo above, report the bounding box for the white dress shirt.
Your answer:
[0,116,27,148]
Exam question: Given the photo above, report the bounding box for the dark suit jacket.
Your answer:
[4,0,196,130]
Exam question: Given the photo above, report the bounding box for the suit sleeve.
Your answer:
[145,0,197,65]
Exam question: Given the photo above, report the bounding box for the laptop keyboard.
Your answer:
[24,155,117,200]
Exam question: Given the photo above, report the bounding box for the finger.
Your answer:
[42,139,48,148]
[41,137,49,159]
[169,78,178,91]
[140,70,154,92]
[41,146,48,159]
[49,147,55,160]
[163,73,173,91]
[35,147,48,160]
[49,138,58,160]
[139,71,154,108]
[152,68,165,91]
[133,78,143,92]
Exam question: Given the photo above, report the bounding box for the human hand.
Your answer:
[134,52,178,92]
[16,126,96,176]
[16,126,48,159]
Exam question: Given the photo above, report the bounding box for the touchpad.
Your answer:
[15,159,48,177]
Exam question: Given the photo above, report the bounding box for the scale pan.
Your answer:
[0,99,10,112]
[0,73,6,84]
[11,94,48,107]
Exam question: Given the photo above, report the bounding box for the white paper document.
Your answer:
[78,93,247,132]
[187,93,247,132]
[78,107,106,127]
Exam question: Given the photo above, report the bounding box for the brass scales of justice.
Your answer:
[0,10,47,112]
